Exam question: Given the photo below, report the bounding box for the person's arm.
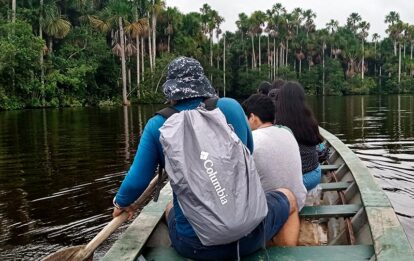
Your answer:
[113,117,162,218]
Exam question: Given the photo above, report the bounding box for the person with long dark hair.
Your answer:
[275,81,323,191]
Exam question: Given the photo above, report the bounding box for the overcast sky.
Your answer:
[166,0,414,39]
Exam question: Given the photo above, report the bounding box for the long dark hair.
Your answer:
[275,81,323,146]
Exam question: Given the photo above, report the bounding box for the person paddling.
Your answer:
[112,57,296,260]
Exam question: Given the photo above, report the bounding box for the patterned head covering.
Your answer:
[162,56,216,101]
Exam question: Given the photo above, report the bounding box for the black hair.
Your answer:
[257,81,272,95]
[242,94,275,124]
[272,79,286,90]
[275,81,323,146]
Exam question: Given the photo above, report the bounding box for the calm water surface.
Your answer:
[0,95,413,260]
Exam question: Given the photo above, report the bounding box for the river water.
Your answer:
[0,95,413,260]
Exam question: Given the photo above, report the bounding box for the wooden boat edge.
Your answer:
[102,127,414,260]
[319,127,414,260]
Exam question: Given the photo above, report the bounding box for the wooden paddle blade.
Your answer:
[40,245,92,261]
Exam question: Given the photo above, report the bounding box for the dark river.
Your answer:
[0,95,413,260]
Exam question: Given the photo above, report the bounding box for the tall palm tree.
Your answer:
[125,14,148,99]
[318,29,329,94]
[89,0,131,105]
[251,10,266,70]
[385,11,400,56]
[326,19,339,57]
[151,0,165,68]
[236,13,249,70]
[358,20,370,80]
[303,9,316,39]
[346,12,362,34]
[42,3,71,54]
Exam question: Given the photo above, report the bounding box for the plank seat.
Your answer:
[299,204,361,218]
[321,164,341,172]
[143,245,375,261]
[319,182,351,191]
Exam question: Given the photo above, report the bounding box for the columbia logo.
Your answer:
[200,151,209,160]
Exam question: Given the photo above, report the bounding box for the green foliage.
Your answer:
[0,20,43,110]
[1,3,414,110]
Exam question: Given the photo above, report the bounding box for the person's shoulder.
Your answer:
[217,97,242,109]
[146,114,166,131]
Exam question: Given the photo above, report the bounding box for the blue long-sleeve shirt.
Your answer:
[115,97,253,237]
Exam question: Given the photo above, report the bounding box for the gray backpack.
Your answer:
[159,98,268,246]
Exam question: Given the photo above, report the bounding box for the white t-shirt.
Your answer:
[252,125,307,210]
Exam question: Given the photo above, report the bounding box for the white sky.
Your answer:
[166,0,414,39]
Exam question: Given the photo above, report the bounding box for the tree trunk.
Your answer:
[135,8,140,99]
[258,35,261,71]
[141,37,145,82]
[403,43,406,58]
[299,59,302,77]
[48,38,53,55]
[210,32,213,68]
[152,11,157,67]
[322,41,325,95]
[280,46,283,67]
[273,38,276,78]
[12,0,16,22]
[128,65,132,94]
[362,39,364,80]
[394,41,397,56]
[40,0,45,106]
[148,26,153,72]
[251,35,255,69]
[167,31,170,53]
[286,39,289,66]
[267,36,270,78]
[223,34,226,97]
[136,36,140,99]
[411,42,413,60]
[398,42,401,87]
[119,17,128,105]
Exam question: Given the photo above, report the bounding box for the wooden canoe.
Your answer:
[102,127,414,260]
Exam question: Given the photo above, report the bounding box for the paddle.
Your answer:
[41,175,160,261]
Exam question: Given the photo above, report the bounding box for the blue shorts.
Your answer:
[167,191,290,260]
[303,165,321,191]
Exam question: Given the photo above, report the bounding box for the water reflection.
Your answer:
[0,96,413,260]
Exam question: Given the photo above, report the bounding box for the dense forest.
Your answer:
[1,1,414,110]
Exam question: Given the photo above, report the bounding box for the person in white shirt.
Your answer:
[242,94,307,211]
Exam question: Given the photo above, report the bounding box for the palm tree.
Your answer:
[358,20,370,80]
[200,4,214,69]
[236,13,249,70]
[251,11,266,70]
[126,13,148,98]
[164,7,179,53]
[346,12,362,34]
[385,11,401,56]
[303,9,316,39]
[151,0,165,68]
[42,3,71,54]
[318,29,329,94]
[326,19,339,57]
[89,0,131,105]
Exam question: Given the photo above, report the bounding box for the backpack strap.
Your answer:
[203,97,219,111]
[153,106,179,202]
[156,106,179,119]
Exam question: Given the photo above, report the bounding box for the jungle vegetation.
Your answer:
[1,1,414,110]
